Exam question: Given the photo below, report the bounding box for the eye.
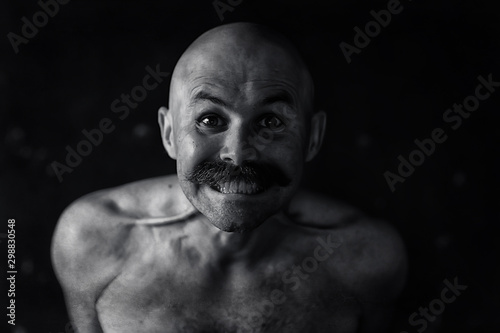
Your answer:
[258,115,285,131]
[198,114,226,128]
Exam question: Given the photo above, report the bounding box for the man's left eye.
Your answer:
[258,115,285,131]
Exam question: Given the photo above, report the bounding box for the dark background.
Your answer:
[1,0,499,332]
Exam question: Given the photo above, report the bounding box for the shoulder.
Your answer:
[51,186,134,297]
[51,175,183,296]
[101,174,186,218]
[288,190,408,302]
[339,218,407,302]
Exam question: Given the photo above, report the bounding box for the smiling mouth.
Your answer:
[210,180,266,195]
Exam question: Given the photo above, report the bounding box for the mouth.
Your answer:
[210,180,267,195]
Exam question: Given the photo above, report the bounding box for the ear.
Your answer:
[305,110,327,162]
[158,106,177,159]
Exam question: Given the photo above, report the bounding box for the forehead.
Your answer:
[179,41,305,102]
[186,75,297,107]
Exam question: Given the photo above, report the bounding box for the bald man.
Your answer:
[52,23,407,332]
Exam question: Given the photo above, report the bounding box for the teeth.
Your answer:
[237,180,246,194]
[214,180,262,194]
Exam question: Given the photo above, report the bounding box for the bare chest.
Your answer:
[96,230,361,332]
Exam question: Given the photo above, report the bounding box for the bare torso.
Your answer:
[52,175,407,333]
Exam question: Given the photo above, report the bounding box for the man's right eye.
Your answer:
[197,114,226,128]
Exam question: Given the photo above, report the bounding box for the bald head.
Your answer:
[168,22,314,116]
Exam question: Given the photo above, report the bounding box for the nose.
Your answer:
[219,123,257,166]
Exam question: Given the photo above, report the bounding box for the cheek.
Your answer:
[280,140,305,174]
[175,129,218,175]
[258,133,305,174]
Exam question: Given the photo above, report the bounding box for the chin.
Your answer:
[199,195,275,232]
[207,212,268,233]
[180,181,296,232]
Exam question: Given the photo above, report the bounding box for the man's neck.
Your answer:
[196,211,287,261]
[212,230,254,256]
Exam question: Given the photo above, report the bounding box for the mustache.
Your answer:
[185,160,291,188]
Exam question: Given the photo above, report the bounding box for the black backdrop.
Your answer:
[1,0,499,332]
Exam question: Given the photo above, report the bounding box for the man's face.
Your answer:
[165,37,314,232]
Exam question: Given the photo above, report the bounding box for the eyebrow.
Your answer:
[260,91,295,108]
[191,91,229,108]
[190,90,295,109]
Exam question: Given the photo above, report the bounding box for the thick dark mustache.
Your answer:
[186,161,291,188]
